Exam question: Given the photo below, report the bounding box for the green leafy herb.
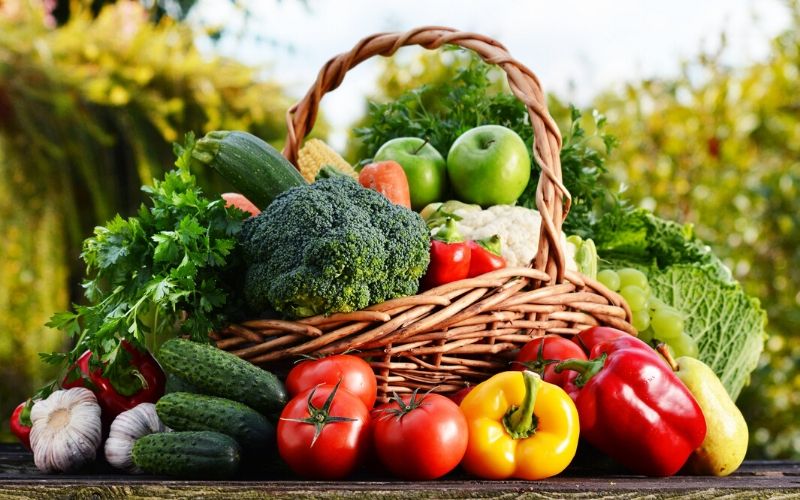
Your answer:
[353,53,617,235]
[592,205,731,281]
[38,133,247,396]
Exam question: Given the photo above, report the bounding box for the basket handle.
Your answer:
[282,26,572,283]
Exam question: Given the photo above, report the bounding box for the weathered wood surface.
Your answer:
[1,444,798,499]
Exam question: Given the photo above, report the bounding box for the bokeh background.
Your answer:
[1,0,797,459]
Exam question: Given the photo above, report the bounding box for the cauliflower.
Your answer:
[436,204,578,270]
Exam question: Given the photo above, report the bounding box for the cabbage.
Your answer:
[646,264,767,400]
[593,206,767,400]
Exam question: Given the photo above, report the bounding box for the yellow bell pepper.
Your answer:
[459,370,579,480]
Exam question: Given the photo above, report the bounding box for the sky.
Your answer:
[192,0,790,148]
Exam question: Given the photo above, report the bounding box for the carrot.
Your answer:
[222,192,260,216]
[358,161,412,209]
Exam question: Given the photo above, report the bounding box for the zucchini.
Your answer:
[156,392,274,453]
[191,130,306,209]
[157,338,287,416]
[132,431,240,479]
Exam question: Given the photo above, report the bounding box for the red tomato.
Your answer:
[572,326,629,353]
[372,392,468,480]
[277,383,371,479]
[286,354,377,409]
[222,192,260,216]
[447,386,474,406]
[515,335,588,388]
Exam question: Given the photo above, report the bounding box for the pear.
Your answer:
[672,355,749,476]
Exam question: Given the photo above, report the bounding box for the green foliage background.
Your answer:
[1,0,797,460]
[0,0,295,441]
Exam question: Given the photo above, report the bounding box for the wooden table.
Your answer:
[1,444,798,499]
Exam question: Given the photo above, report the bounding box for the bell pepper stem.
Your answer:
[503,371,541,439]
[554,353,608,388]
[476,235,502,256]
[432,218,464,243]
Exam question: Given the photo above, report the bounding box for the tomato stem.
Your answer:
[279,379,358,447]
[376,388,430,419]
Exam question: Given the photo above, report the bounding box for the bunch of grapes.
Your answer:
[597,267,699,358]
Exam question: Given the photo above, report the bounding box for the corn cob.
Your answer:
[296,139,359,182]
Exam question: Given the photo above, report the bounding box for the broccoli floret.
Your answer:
[240,176,430,318]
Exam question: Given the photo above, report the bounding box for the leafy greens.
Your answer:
[40,133,247,394]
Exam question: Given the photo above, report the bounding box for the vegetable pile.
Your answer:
[8,52,765,483]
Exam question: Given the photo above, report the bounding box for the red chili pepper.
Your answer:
[555,336,707,476]
[9,401,32,451]
[62,341,165,422]
[422,218,470,289]
[466,236,506,278]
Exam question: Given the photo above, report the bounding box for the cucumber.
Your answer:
[164,373,201,394]
[156,392,274,453]
[132,431,240,479]
[157,338,287,416]
[191,130,306,209]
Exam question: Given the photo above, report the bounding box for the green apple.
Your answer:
[373,138,447,211]
[446,125,531,206]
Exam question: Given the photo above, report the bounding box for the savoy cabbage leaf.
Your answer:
[646,264,766,400]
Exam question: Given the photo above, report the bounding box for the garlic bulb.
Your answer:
[105,403,169,473]
[30,387,102,473]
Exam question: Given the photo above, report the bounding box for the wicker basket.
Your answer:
[211,26,636,402]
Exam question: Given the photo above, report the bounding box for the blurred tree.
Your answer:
[0,0,305,442]
[593,3,800,459]
[351,3,799,459]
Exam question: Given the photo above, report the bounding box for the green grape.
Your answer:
[669,332,699,358]
[637,327,655,344]
[621,285,649,311]
[649,296,667,311]
[617,268,649,290]
[651,307,684,340]
[632,309,651,331]
[597,269,621,291]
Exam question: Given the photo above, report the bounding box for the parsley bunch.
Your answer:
[40,133,246,390]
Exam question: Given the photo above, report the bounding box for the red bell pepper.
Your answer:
[571,326,629,353]
[466,235,506,278]
[555,336,707,476]
[422,218,471,289]
[9,401,32,451]
[62,341,165,421]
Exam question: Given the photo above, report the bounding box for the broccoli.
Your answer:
[240,176,430,318]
